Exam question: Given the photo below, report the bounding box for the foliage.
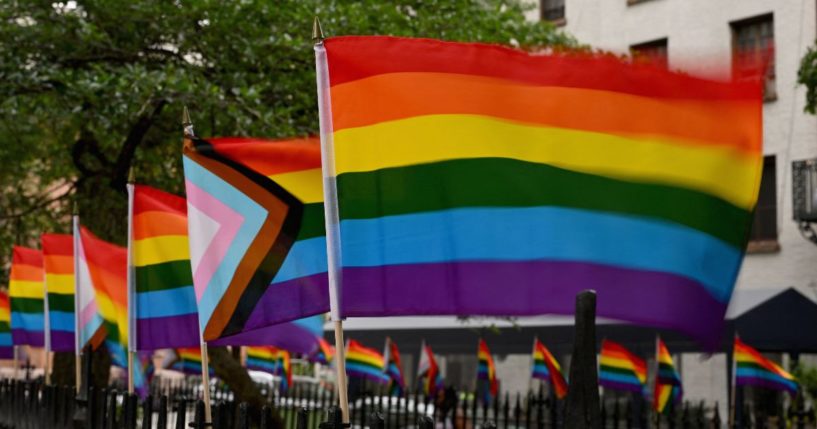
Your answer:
[793,363,817,402]
[798,45,817,114]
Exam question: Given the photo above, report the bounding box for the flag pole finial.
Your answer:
[72,200,78,216]
[182,105,195,138]
[312,16,324,44]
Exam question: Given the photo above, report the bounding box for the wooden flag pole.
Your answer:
[13,345,19,380]
[183,106,213,423]
[314,16,350,423]
[44,259,52,385]
[125,168,136,395]
[728,332,738,429]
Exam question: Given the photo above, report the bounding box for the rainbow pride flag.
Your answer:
[531,338,568,399]
[9,246,45,346]
[0,290,12,359]
[383,337,405,395]
[183,136,329,345]
[73,217,106,349]
[130,184,199,350]
[599,340,647,394]
[310,337,335,365]
[477,339,498,402]
[346,339,388,384]
[41,234,75,352]
[79,227,129,362]
[172,347,213,376]
[317,36,762,347]
[276,349,292,393]
[735,338,797,395]
[654,337,682,413]
[418,342,444,397]
[246,346,279,374]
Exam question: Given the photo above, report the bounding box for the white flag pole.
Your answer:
[183,106,213,424]
[126,170,136,395]
[43,251,52,385]
[313,17,350,423]
[72,208,82,393]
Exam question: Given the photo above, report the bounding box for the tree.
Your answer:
[798,45,817,113]
[0,0,575,420]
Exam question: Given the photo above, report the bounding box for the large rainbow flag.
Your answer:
[317,36,762,347]
[0,290,12,359]
[41,234,75,352]
[477,339,499,402]
[130,184,199,350]
[80,227,129,363]
[73,217,105,349]
[383,337,405,395]
[246,346,279,373]
[346,339,388,384]
[182,136,329,345]
[9,246,45,346]
[598,340,647,394]
[417,342,444,397]
[531,338,568,399]
[653,337,682,413]
[734,338,797,395]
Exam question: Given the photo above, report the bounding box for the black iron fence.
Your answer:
[1,378,814,429]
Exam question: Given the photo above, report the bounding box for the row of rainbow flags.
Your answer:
[2,34,767,397]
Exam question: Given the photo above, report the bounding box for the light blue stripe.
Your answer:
[292,315,324,337]
[107,340,127,368]
[137,286,198,319]
[80,315,104,347]
[48,311,75,332]
[532,364,550,378]
[247,359,277,373]
[346,362,388,381]
[271,237,327,284]
[183,155,266,331]
[599,371,642,386]
[339,206,741,302]
[11,313,44,331]
[0,333,11,346]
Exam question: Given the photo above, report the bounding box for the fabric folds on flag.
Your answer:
[319,36,763,348]
[74,219,106,349]
[477,339,499,402]
[182,136,328,344]
[172,347,213,376]
[0,290,12,359]
[276,349,292,393]
[734,338,797,395]
[599,340,647,394]
[131,185,199,350]
[41,234,75,352]
[310,337,335,365]
[346,339,388,384]
[383,337,405,395]
[9,246,45,347]
[531,338,568,399]
[654,337,682,413]
[418,342,444,397]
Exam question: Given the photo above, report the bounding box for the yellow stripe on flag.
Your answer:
[134,235,190,266]
[9,280,45,299]
[269,168,323,204]
[45,274,74,294]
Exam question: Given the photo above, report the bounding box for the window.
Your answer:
[541,0,565,24]
[630,38,669,69]
[748,156,778,251]
[731,14,776,101]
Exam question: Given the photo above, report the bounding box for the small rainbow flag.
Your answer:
[599,340,647,394]
[418,342,444,397]
[735,337,797,395]
[318,36,762,348]
[183,136,329,343]
[0,290,12,359]
[246,346,279,374]
[276,349,292,393]
[383,337,405,395]
[172,347,213,376]
[346,339,388,384]
[9,246,45,347]
[41,234,75,352]
[310,337,335,365]
[654,337,682,413]
[130,184,199,350]
[477,339,499,402]
[531,338,568,399]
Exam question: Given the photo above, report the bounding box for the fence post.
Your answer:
[418,415,434,429]
[564,291,601,429]
[175,399,187,429]
[156,395,168,429]
[318,405,343,429]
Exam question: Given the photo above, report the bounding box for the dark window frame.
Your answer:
[541,0,566,25]
[730,13,776,102]
[747,155,779,252]
[630,38,669,68]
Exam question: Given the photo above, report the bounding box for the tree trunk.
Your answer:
[51,352,76,387]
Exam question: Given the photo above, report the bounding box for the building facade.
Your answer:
[526,0,817,418]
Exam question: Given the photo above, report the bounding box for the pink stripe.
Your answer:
[80,300,99,327]
[184,180,244,302]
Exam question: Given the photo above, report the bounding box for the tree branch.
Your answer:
[110,97,168,191]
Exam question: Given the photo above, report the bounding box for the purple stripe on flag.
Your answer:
[243,273,329,333]
[136,314,200,351]
[340,261,728,349]
[600,379,644,394]
[50,331,75,352]
[11,330,44,347]
[212,321,320,355]
[0,347,12,359]
[736,377,798,394]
